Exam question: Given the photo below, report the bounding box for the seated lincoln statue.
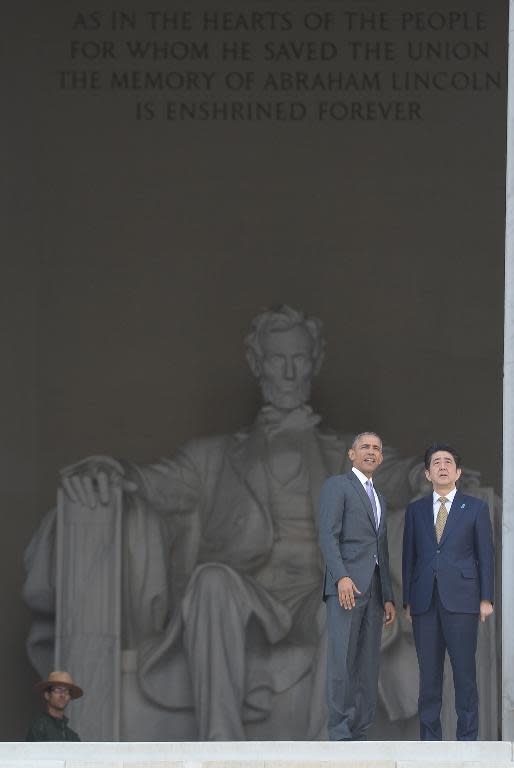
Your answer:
[23,305,498,741]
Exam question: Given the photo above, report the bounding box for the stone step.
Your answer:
[0,743,512,768]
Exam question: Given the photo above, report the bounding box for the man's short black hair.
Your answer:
[424,443,462,470]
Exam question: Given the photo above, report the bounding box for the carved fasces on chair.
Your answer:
[59,455,137,508]
[55,463,123,741]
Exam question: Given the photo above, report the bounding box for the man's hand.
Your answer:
[60,455,138,508]
[337,576,361,609]
[404,604,412,623]
[480,600,494,623]
[383,601,396,627]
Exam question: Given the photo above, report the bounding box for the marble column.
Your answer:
[503,0,514,741]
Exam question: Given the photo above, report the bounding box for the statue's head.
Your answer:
[245,305,326,410]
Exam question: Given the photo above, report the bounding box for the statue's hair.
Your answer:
[245,305,326,377]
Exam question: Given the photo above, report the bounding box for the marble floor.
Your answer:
[0,740,512,768]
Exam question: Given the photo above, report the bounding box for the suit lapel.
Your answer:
[349,471,377,530]
[227,428,271,518]
[439,489,465,546]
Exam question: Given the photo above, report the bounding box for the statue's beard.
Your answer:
[260,379,312,410]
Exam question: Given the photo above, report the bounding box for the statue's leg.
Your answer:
[181,563,255,740]
[305,602,328,739]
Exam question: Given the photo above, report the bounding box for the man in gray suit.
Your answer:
[319,432,396,740]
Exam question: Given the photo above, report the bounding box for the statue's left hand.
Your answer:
[60,455,138,508]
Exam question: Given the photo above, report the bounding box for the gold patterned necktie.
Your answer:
[435,497,449,543]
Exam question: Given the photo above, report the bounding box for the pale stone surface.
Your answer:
[397,763,514,768]
[107,763,183,768]
[262,763,395,768]
[23,306,499,741]
[0,741,511,763]
[67,763,123,768]
[0,762,65,768]
[200,762,264,768]
[202,762,264,768]
[503,0,514,742]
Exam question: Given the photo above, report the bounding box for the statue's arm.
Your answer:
[127,445,202,513]
[58,443,204,514]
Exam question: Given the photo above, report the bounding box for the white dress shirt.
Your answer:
[352,466,382,526]
[432,486,458,525]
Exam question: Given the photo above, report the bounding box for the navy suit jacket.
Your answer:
[402,490,494,615]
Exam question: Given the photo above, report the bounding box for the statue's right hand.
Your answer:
[59,455,138,508]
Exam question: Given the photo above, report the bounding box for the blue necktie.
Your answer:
[365,479,379,529]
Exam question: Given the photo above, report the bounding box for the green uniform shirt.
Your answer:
[26,712,80,741]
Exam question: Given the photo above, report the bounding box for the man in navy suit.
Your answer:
[402,443,494,740]
[319,432,396,740]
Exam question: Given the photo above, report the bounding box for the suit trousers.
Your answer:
[325,567,384,740]
[412,581,479,740]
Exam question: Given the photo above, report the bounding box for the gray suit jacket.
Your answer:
[319,470,393,603]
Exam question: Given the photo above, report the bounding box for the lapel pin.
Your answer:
[461,503,466,509]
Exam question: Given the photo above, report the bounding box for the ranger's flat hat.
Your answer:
[34,670,83,699]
